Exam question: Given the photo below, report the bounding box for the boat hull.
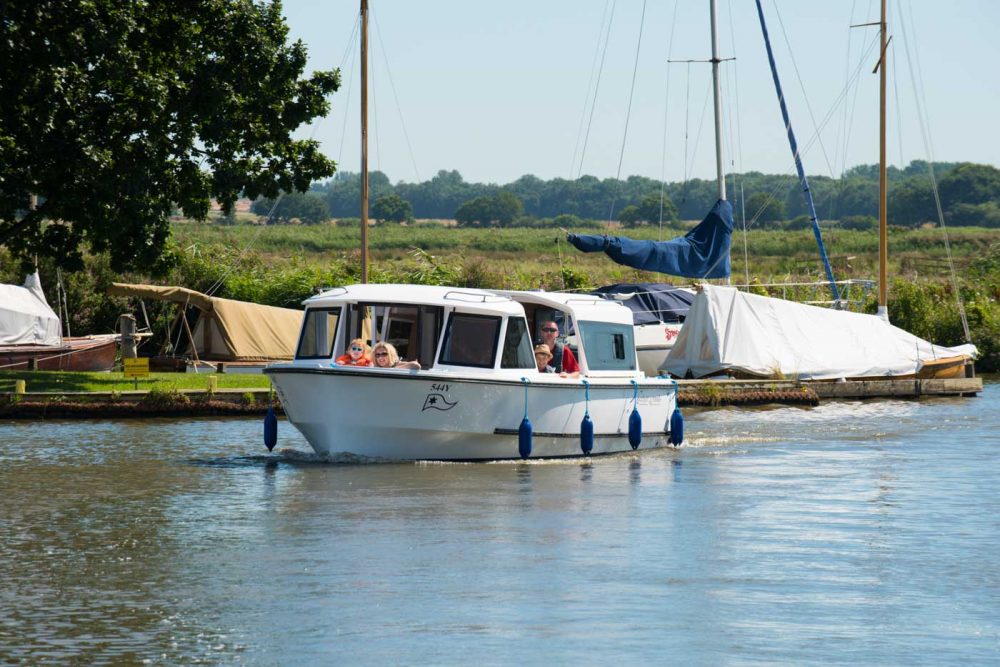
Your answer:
[0,335,119,372]
[266,367,679,460]
[635,322,682,377]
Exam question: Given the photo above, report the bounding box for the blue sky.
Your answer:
[282,0,999,185]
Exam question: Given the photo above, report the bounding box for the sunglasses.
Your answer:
[374,352,389,357]
[541,327,558,333]
[350,346,363,352]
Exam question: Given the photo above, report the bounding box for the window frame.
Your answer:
[500,316,536,370]
[295,306,343,360]
[576,319,637,372]
[438,312,503,369]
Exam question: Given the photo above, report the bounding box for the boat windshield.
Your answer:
[296,308,341,359]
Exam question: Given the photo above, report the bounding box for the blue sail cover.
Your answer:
[591,283,694,325]
[567,199,733,279]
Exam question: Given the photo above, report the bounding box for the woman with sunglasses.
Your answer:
[334,338,373,366]
[371,342,421,370]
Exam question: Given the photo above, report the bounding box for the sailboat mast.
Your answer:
[360,0,370,284]
[877,0,888,319]
[709,0,726,202]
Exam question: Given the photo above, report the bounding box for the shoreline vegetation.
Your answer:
[4,218,996,372]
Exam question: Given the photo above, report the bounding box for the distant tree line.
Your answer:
[253,161,1000,229]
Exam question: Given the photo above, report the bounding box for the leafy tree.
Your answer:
[454,196,495,227]
[887,179,934,227]
[833,178,878,219]
[938,163,1000,208]
[493,191,524,226]
[454,191,523,227]
[629,194,679,226]
[0,0,339,272]
[253,192,330,225]
[371,194,414,224]
[949,202,1000,228]
[617,205,641,227]
[745,192,786,226]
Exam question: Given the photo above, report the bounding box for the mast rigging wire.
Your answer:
[570,0,614,179]
[657,0,680,241]
[606,0,649,224]
[725,0,749,281]
[701,32,880,280]
[769,0,836,180]
[895,1,971,342]
[372,4,422,182]
[575,0,619,179]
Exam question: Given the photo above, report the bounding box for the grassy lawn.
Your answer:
[0,370,272,394]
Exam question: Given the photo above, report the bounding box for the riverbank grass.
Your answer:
[0,370,272,394]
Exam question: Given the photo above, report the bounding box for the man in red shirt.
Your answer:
[539,320,580,377]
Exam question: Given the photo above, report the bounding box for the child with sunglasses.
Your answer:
[335,338,373,366]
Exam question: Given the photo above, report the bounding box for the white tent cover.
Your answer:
[0,272,61,346]
[661,284,977,380]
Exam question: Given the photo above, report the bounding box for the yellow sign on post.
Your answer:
[123,358,150,378]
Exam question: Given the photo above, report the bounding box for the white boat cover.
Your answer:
[661,284,977,380]
[0,272,61,346]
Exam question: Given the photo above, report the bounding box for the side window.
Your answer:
[439,313,501,368]
[577,320,636,371]
[415,305,443,369]
[500,317,535,369]
[296,307,341,358]
[346,304,376,347]
[384,306,418,359]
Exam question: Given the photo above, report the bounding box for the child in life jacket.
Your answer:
[334,338,372,366]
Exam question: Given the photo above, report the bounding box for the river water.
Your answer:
[1,383,998,665]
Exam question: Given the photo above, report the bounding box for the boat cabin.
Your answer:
[293,284,641,377]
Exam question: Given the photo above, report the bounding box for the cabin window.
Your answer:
[577,320,636,371]
[439,313,501,368]
[381,304,443,368]
[500,317,535,369]
[346,304,376,347]
[296,307,341,359]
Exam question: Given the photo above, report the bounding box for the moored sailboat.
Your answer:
[661,0,977,381]
[567,0,978,382]
[0,271,118,372]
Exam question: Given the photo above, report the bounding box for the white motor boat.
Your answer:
[264,284,682,460]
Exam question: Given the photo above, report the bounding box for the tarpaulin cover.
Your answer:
[591,283,695,325]
[567,199,733,279]
[662,284,978,379]
[0,272,61,346]
[109,283,303,361]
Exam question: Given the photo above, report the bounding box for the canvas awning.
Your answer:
[109,283,303,361]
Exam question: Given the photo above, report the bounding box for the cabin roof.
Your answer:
[306,283,525,315]
[498,289,635,326]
